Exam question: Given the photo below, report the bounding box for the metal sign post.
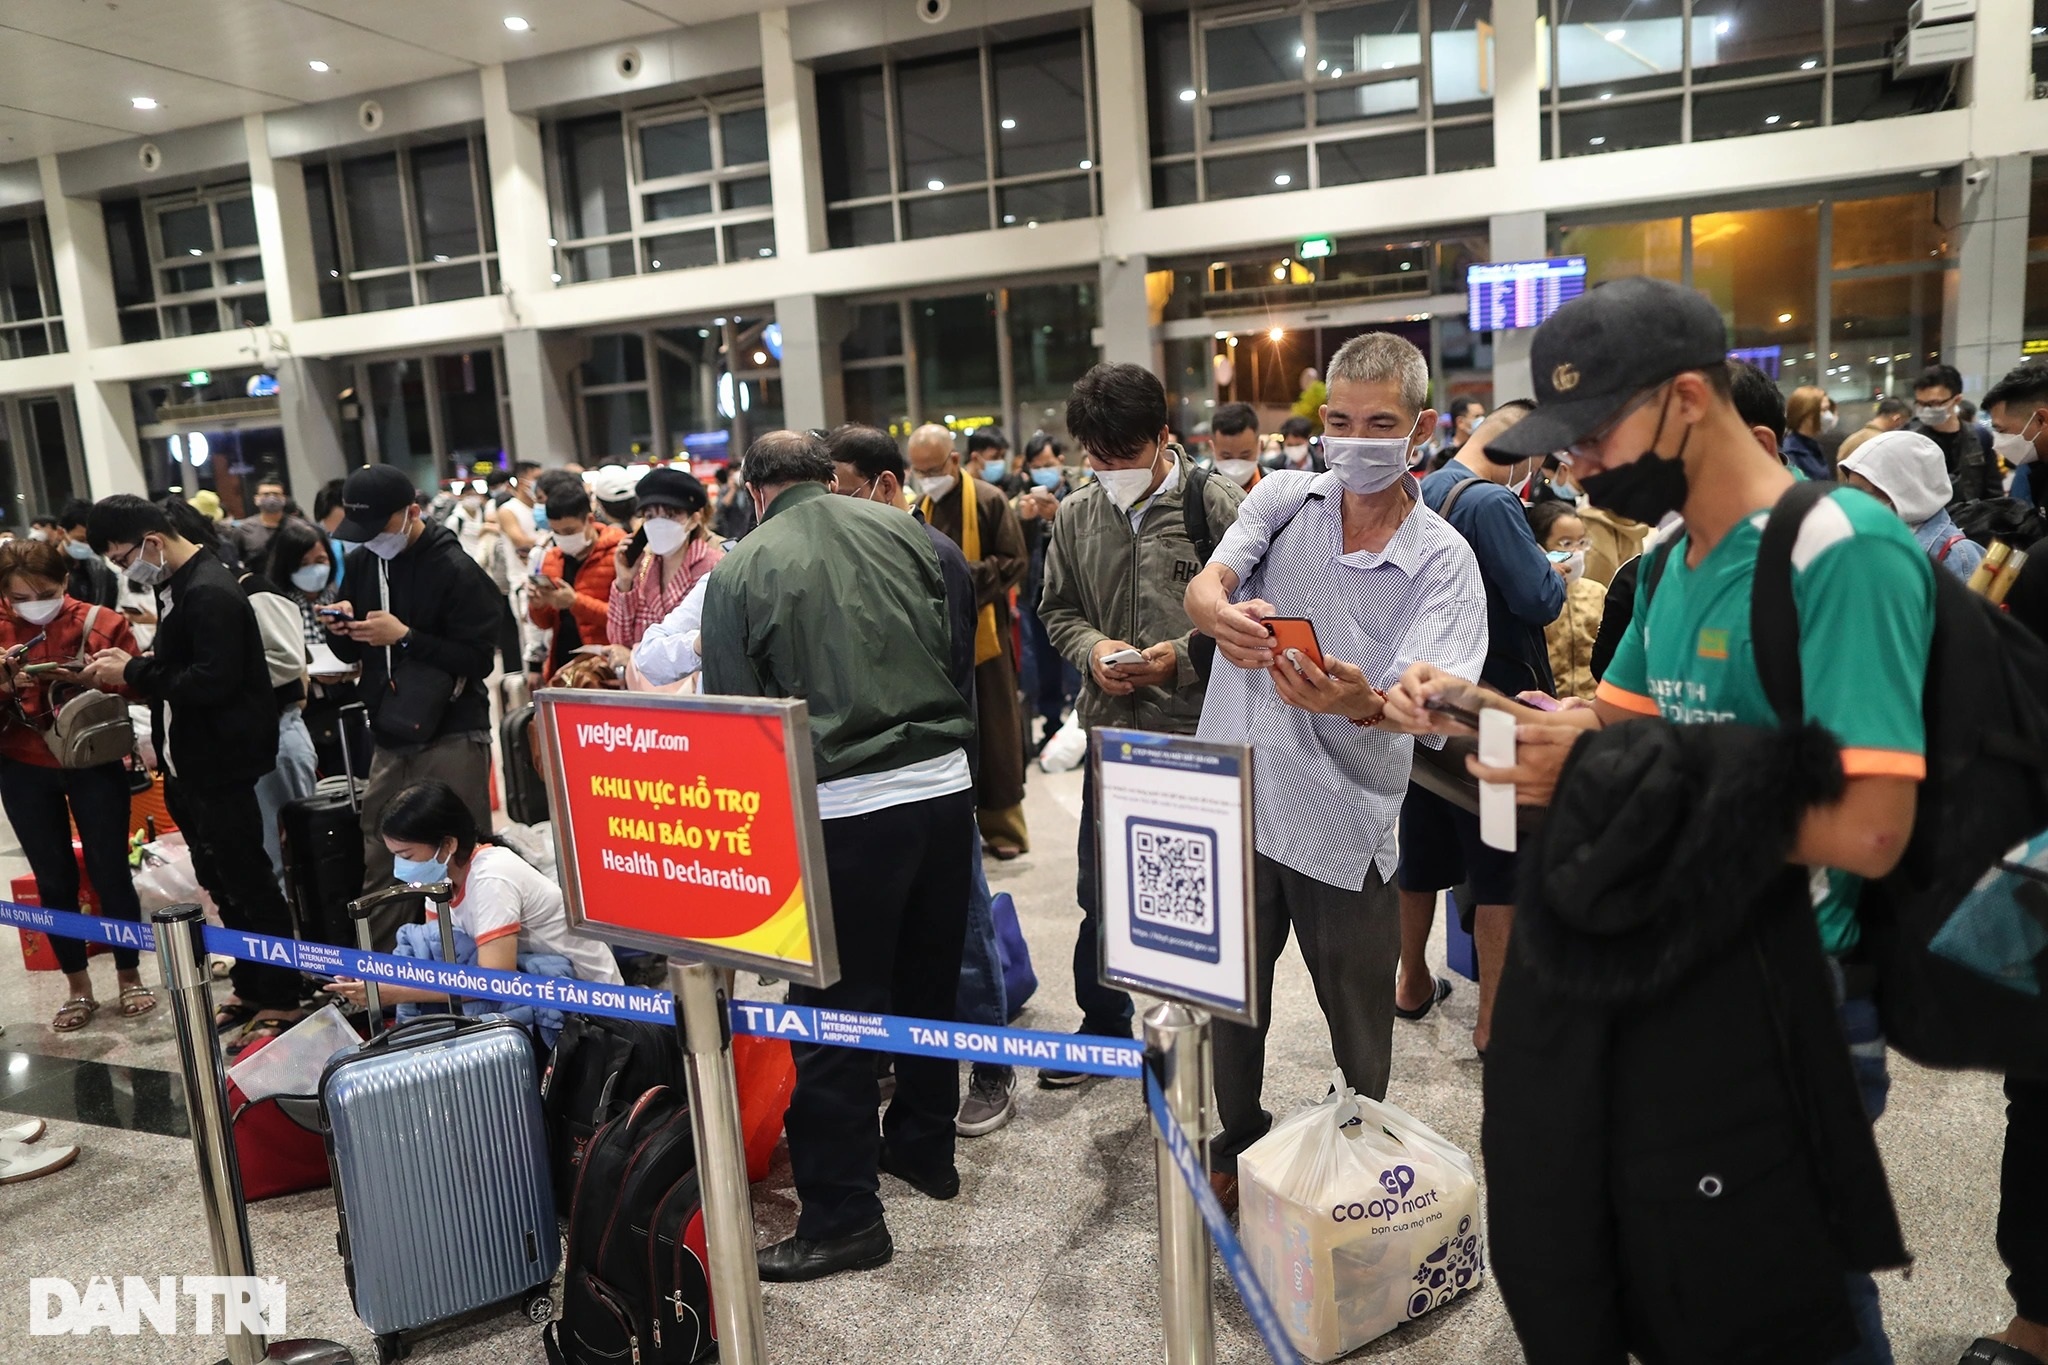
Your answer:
[152,905,355,1365]
[1145,1002,1216,1365]
[671,960,770,1364]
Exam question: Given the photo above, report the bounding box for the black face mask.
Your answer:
[1578,390,1692,525]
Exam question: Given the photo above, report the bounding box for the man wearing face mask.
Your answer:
[1210,402,1263,491]
[1182,333,1487,1208]
[54,499,119,609]
[1907,364,1994,505]
[1259,416,1322,475]
[965,426,1019,496]
[1387,275,1930,1365]
[907,423,1032,859]
[322,465,505,949]
[525,484,625,680]
[224,476,298,568]
[1984,361,2048,510]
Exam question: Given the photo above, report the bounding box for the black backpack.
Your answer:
[1182,463,1218,681]
[1753,481,2048,1078]
[544,1085,713,1365]
[542,1014,684,1209]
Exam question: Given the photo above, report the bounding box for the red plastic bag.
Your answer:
[733,1035,794,1183]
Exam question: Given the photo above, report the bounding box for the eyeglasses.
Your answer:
[1566,387,1663,463]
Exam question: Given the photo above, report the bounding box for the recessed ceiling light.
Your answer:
[650,259,662,269]
[1027,220,1038,229]
[1079,158,1092,169]
[188,247,203,256]
[1317,59,1328,71]
[1764,113,1780,124]
[1273,173,1291,185]
[1002,214,1016,224]
[1799,58,1817,70]
[1589,135,1607,145]
[308,60,330,73]
[1268,327,1284,341]
[1716,20,1732,35]
[753,351,768,364]
[550,272,562,282]
[1000,118,1016,130]
[757,247,772,256]
[1778,312,1793,323]
[1606,29,1624,41]
[1598,91,1612,100]
[927,179,944,191]
[503,16,530,31]
[131,96,158,110]
[1179,89,1196,102]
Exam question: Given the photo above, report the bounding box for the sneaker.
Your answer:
[956,1069,1016,1136]
[1037,1030,1129,1089]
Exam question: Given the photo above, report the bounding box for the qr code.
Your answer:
[1132,824,1215,934]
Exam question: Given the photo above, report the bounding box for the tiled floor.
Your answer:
[0,766,2021,1364]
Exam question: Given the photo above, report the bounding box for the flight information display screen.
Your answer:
[1466,257,1588,332]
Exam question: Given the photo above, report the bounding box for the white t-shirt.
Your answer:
[431,846,624,985]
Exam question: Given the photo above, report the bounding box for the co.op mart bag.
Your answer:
[1237,1077,1485,1361]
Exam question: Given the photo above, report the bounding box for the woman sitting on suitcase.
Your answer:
[0,537,155,1031]
[322,780,623,1010]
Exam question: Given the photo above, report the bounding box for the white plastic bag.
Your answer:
[1038,714,1087,773]
[131,832,218,923]
[1238,1075,1485,1361]
[226,1004,362,1102]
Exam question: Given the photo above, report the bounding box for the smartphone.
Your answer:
[1546,549,1575,564]
[315,606,348,620]
[1423,694,1483,729]
[7,631,45,656]
[21,662,67,675]
[1521,692,1562,713]
[1101,647,1146,668]
[1263,617,1323,671]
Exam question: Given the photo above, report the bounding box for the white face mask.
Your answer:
[13,595,62,625]
[1551,549,1587,585]
[26,529,47,543]
[1093,444,1165,513]
[1322,418,1421,496]
[1215,458,1258,488]
[554,530,591,557]
[1282,442,1311,465]
[124,539,166,587]
[642,516,689,556]
[1994,415,2041,467]
[1913,403,1954,427]
[914,472,958,503]
[291,563,330,593]
[365,515,411,561]
[1819,409,1839,434]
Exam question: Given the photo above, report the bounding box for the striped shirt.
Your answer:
[1196,470,1489,891]
[607,535,723,649]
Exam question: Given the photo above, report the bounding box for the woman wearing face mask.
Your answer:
[264,519,365,777]
[321,779,623,1013]
[1781,387,1835,482]
[606,467,721,652]
[0,537,154,1031]
[1527,500,1604,702]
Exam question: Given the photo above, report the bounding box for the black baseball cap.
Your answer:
[1485,276,1729,460]
[335,464,417,541]
[634,467,708,514]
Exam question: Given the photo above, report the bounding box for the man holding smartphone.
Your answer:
[1182,331,1488,1212]
[1036,363,1246,1081]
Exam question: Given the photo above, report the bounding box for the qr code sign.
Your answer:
[1132,822,1216,935]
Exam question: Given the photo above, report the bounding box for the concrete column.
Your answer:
[1099,252,1156,373]
[1093,0,1151,226]
[760,7,825,258]
[73,380,147,498]
[482,64,556,307]
[40,156,145,495]
[773,294,843,432]
[278,355,352,495]
[244,113,321,324]
[503,327,578,462]
[1945,155,2031,398]
[1491,0,1542,176]
[1488,210,1547,403]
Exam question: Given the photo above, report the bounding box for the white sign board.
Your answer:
[1092,727,1258,1026]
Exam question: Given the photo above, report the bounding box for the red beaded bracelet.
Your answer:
[1348,684,1387,728]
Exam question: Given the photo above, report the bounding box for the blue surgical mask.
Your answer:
[392,851,450,886]
[533,505,551,532]
[981,456,1011,481]
[1029,466,1063,490]
[291,563,330,593]
[64,539,95,560]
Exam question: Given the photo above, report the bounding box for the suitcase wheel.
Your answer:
[523,1289,554,1324]
[375,1331,408,1364]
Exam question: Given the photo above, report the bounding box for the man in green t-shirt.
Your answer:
[1387,276,1933,1365]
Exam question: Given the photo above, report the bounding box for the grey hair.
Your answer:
[1325,332,1430,416]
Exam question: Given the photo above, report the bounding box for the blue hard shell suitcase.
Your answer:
[318,1013,559,1359]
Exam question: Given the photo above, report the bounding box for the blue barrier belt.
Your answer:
[1141,1067,1300,1365]
[0,900,1143,1075]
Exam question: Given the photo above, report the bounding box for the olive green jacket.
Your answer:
[1038,450,1245,735]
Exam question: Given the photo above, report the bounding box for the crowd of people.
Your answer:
[0,272,2043,1364]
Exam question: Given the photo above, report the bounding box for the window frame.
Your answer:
[1150,0,1494,205]
[546,93,778,285]
[822,30,1102,245]
[568,316,784,462]
[317,133,499,313]
[122,182,269,337]
[0,213,66,360]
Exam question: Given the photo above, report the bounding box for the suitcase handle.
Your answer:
[357,1012,489,1056]
[336,701,369,814]
[347,881,455,1034]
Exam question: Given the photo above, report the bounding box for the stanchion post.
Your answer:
[1145,1001,1217,1365]
[670,958,770,1364]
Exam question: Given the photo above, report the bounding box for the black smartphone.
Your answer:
[1423,694,1483,730]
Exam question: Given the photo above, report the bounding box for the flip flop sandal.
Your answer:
[51,997,97,1033]
[0,1140,79,1184]
[225,1015,299,1059]
[213,1001,258,1034]
[0,1118,47,1144]
[1394,976,1454,1021]
[1961,1339,2048,1365]
[118,985,157,1018]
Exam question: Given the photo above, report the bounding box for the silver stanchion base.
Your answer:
[206,1342,356,1365]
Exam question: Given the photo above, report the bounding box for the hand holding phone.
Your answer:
[1100,647,1146,668]
[1423,694,1483,730]
[1263,617,1324,672]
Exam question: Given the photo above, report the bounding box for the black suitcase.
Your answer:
[503,702,549,825]
[281,703,366,948]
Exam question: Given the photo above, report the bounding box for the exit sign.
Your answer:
[186,369,212,386]
[1297,236,1335,261]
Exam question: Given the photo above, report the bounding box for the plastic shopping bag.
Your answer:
[131,832,218,923]
[1237,1075,1485,1361]
[1038,714,1087,773]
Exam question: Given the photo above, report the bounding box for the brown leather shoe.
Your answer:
[1208,1171,1239,1220]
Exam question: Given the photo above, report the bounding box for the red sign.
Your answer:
[538,692,836,984]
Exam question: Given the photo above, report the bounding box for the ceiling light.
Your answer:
[188,247,203,256]
[1079,158,1092,169]
[1399,261,1413,270]
[550,272,562,282]
[1214,330,1229,340]
[1027,220,1038,228]
[714,316,727,326]
[131,96,158,110]
[1003,214,1016,224]
[2037,25,2047,34]
[1764,114,1780,124]
[1274,173,1291,185]
[927,179,944,191]
[1799,58,1817,70]
[1179,89,1197,102]
[1295,44,1305,58]
[1330,66,1342,76]
[757,247,772,256]
[1589,135,1606,145]
[1317,59,1328,71]
[547,236,558,246]
[432,254,449,263]
[1606,28,1625,41]
[650,259,662,269]
[329,269,339,278]
[1598,91,1612,100]
[1778,312,1793,323]
[1268,327,1285,341]
[1273,266,1286,280]
[1716,20,1732,35]
[753,351,768,364]
[503,16,530,31]
[1001,118,1016,130]
[308,60,331,73]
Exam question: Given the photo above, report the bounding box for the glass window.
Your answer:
[1317,2,1421,78]
[844,366,909,435]
[898,53,986,191]
[437,351,503,455]
[723,176,772,211]
[344,153,410,270]
[725,220,776,260]
[1832,193,1948,271]
[993,35,1090,178]
[568,242,636,283]
[820,69,892,201]
[1691,79,1822,142]
[1832,272,1945,405]
[641,119,714,180]
[1213,95,1309,142]
[915,293,1001,418]
[1203,147,1309,199]
[217,197,258,249]
[584,334,648,387]
[1690,204,1819,388]
[1432,0,1494,115]
[1555,0,1682,97]
[1314,81,1421,126]
[1154,162,1200,208]
[905,191,989,241]
[356,275,415,312]
[159,205,213,258]
[1832,0,1913,64]
[1008,283,1097,438]
[999,178,1092,227]
[722,106,770,166]
[1205,15,1301,93]
[586,392,654,459]
[646,230,719,273]
[829,204,895,249]
[1558,99,1682,156]
[1147,15,1196,156]
[0,221,45,324]
[560,115,631,240]
[1690,0,1823,82]
[844,303,904,361]
[1319,132,1427,186]
[1435,121,1494,172]
[369,359,433,469]
[411,141,480,261]
[221,257,265,286]
[302,164,346,317]
[645,186,714,222]
[421,265,484,303]
[1554,217,1683,285]
[163,263,212,294]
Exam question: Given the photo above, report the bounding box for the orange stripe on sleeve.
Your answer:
[1838,748,1926,780]
[472,924,521,946]
[1594,680,1660,717]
